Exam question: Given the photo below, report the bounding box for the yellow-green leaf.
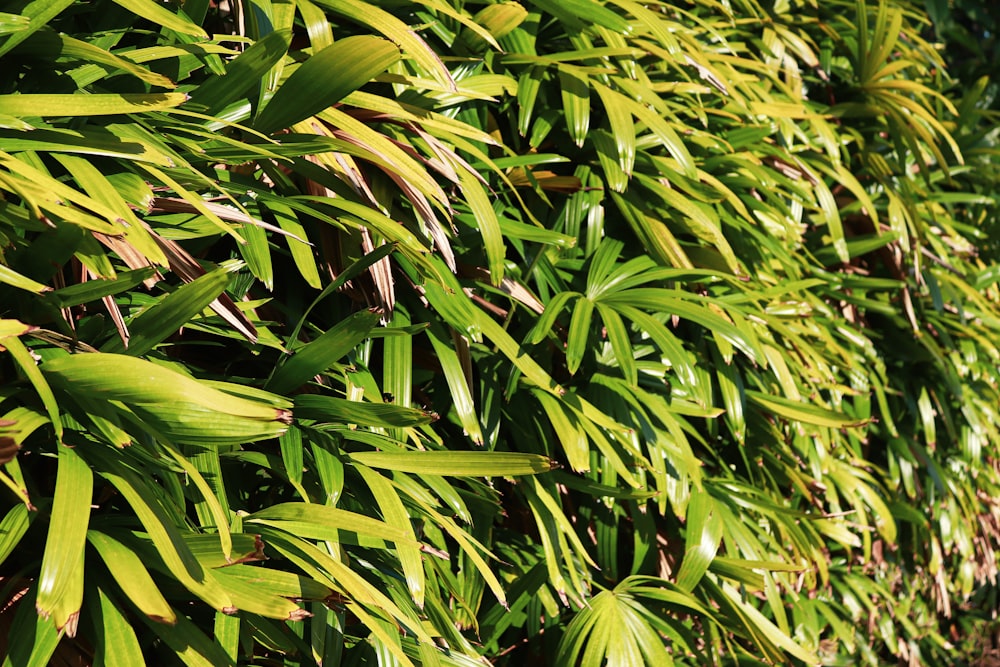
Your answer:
[348,451,555,476]
[0,93,188,117]
[91,585,146,667]
[111,0,206,35]
[37,446,92,632]
[747,390,869,428]
[42,353,292,446]
[254,35,399,134]
[87,530,176,623]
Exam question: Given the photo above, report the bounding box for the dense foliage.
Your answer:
[1,0,999,664]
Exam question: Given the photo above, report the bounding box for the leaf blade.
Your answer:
[254,36,399,134]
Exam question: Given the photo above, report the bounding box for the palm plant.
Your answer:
[0,0,998,665]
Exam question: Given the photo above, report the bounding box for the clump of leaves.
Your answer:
[0,0,999,665]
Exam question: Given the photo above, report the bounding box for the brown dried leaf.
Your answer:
[0,437,18,465]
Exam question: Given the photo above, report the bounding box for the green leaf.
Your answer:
[558,585,675,667]
[263,200,321,288]
[87,530,176,623]
[382,309,413,444]
[209,567,309,620]
[162,443,233,559]
[715,354,746,445]
[651,183,741,275]
[254,35,399,134]
[533,391,590,472]
[558,67,590,148]
[284,241,397,344]
[0,503,31,568]
[528,0,631,33]
[410,499,509,610]
[309,0,452,88]
[425,325,484,446]
[103,264,236,356]
[566,296,594,375]
[0,128,156,164]
[356,466,425,606]
[0,264,52,294]
[456,1,526,52]
[246,502,420,547]
[612,192,694,269]
[0,12,30,36]
[237,219,273,290]
[4,336,62,441]
[213,613,239,664]
[675,492,723,592]
[83,446,236,613]
[597,304,637,386]
[90,585,146,667]
[0,155,125,233]
[0,0,74,58]
[214,564,333,601]
[1,587,61,667]
[43,353,291,445]
[517,66,545,137]
[348,451,554,476]
[57,33,176,88]
[294,395,434,427]
[592,128,630,193]
[456,166,505,285]
[746,390,869,429]
[974,264,1000,290]
[141,607,237,667]
[268,309,381,394]
[0,93,189,117]
[279,425,305,489]
[258,527,431,645]
[814,177,849,264]
[621,93,696,179]
[719,581,820,665]
[183,533,263,569]
[190,30,291,113]
[593,81,636,176]
[111,0,206,36]
[47,268,156,308]
[37,445,93,632]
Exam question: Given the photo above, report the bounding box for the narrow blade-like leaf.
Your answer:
[36,445,92,633]
[254,36,399,134]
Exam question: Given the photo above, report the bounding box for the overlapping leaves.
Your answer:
[0,0,998,665]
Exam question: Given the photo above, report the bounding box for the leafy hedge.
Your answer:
[1,0,999,664]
